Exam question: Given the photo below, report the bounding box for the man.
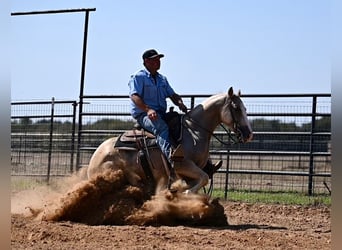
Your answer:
[128,49,187,165]
[128,49,222,172]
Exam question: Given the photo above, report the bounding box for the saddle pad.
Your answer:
[120,130,155,142]
[114,130,157,150]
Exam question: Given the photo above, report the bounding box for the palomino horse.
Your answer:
[87,87,253,194]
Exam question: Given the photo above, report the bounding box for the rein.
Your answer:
[183,94,243,146]
[218,123,240,145]
[184,117,239,146]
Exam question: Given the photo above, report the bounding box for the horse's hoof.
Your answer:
[213,160,223,171]
[183,190,191,195]
[168,188,178,194]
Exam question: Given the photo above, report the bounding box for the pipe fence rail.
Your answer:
[11,93,331,197]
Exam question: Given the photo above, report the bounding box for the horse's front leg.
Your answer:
[173,160,209,193]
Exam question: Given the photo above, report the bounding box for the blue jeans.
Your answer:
[136,112,172,162]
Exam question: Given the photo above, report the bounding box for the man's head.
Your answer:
[142,49,164,75]
[142,49,164,60]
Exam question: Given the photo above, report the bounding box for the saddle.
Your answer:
[114,110,183,189]
[115,129,157,150]
[114,110,183,151]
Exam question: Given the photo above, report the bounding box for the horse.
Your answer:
[87,87,253,194]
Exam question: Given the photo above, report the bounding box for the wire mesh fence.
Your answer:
[11,100,77,184]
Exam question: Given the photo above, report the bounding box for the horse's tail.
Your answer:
[76,165,89,180]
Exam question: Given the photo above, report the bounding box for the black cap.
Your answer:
[142,49,164,60]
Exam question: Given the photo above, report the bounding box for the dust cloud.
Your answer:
[12,168,228,227]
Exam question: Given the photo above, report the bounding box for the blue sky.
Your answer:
[11,0,330,101]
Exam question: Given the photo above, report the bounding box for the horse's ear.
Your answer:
[238,90,241,96]
[228,87,233,97]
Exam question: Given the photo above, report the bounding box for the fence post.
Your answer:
[190,96,195,109]
[47,97,55,183]
[69,101,77,173]
[76,10,91,171]
[224,148,230,200]
[308,96,317,195]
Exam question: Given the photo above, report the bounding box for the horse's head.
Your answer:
[222,87,253,143]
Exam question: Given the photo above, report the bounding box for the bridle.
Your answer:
[184,95,243,146]
[225,95,245,144]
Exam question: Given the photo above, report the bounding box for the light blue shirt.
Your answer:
[128,69,175,118]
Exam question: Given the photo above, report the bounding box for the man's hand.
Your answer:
[147,108,158,120]
[179,103,188,113]
[170,93,188,113]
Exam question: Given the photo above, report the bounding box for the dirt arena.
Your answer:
[11,170,331,249]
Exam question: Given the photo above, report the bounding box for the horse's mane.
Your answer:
[201,93,226,110]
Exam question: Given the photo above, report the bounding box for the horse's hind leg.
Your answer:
[87,147,144,187]
[87,138,124,179]
[87,152,122,179]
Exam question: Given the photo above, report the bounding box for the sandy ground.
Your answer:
[11,170,331,249]
[11,202,330,250]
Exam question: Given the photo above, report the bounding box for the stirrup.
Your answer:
[167,162,178,193]
[170,144,185,162]
[160,153,178,193]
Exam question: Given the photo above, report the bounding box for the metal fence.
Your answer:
[11,93,331,196]
[11,99,77,183]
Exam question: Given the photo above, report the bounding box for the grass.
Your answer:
[11,178,44,192]
[211,189,331,206]
[11,177,59,193]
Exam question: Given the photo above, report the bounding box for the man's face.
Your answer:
[144,56,161,72]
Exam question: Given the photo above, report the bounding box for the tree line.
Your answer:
[11,116,330,133]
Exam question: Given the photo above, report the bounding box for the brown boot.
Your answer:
[202,160,223,179]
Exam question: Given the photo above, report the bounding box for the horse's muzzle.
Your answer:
[244,132,253,143]
[237,126,253,143]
